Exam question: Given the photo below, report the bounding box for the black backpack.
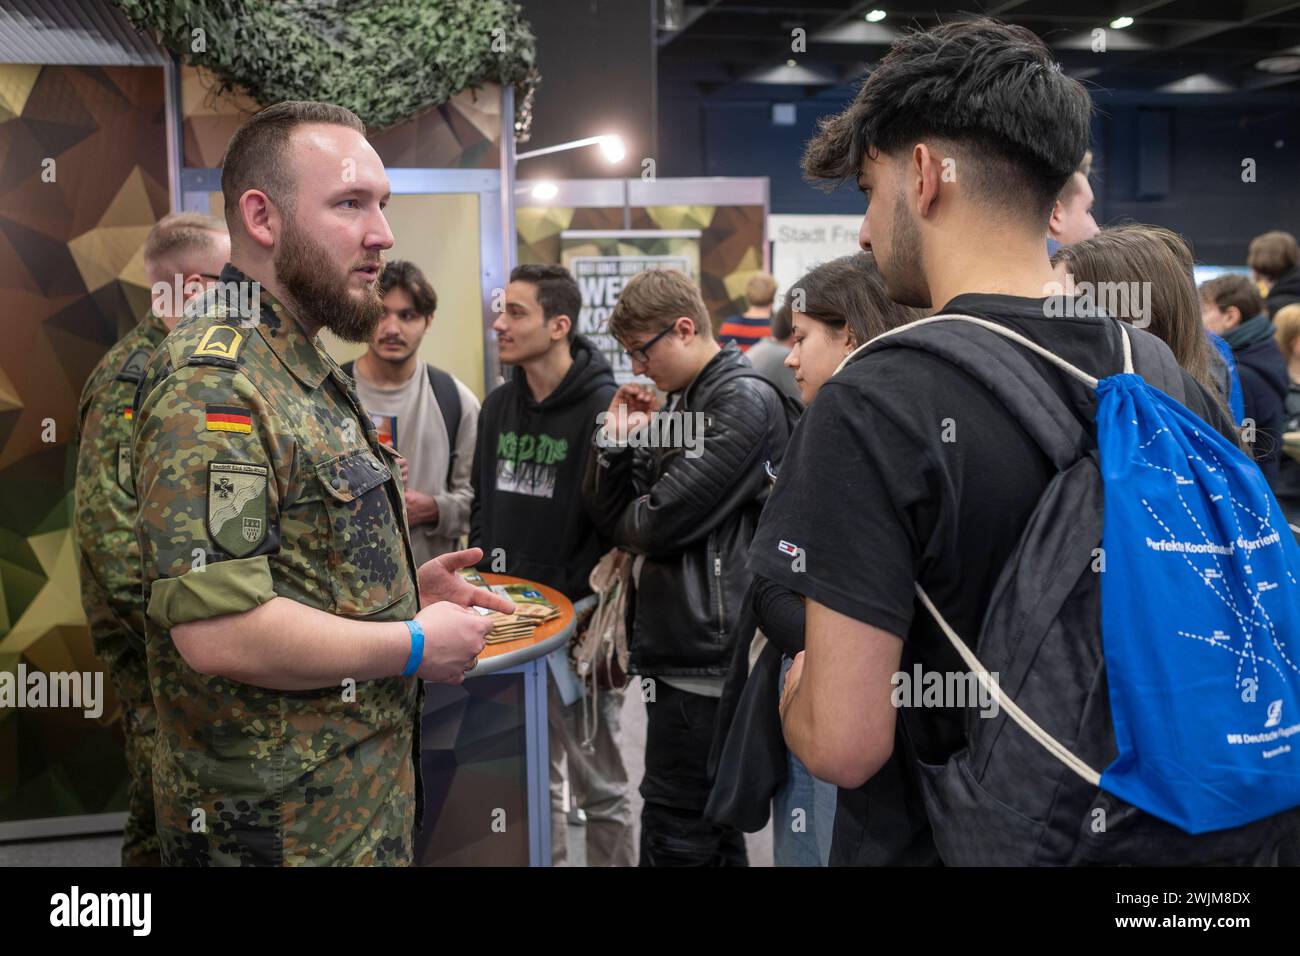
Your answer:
[860,314,1300,866]
[342,360,462,485]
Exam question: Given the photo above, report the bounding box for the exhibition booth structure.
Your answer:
[0,1,774,866]
[0,0,554,866]
[517,177,770,383]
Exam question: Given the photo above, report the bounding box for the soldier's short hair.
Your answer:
[221,100,366,234]
[142,212,227,275]
[608,268,713,342]
[1246,230,1299,282]
[379,260,437,317]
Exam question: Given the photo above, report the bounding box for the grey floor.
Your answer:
[0,686,773,868]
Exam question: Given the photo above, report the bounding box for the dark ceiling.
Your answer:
[657,0,1300,101]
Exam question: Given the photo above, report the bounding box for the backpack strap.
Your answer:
[342,359,463,486]
[840,312,1152,790]
[1124,324,1187,401]
[915,583,1104,787]
[852,313,1104,471]
[426,365,463,485]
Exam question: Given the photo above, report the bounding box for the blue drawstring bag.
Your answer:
[1097,372,1300,833]
[858,314,1300,862]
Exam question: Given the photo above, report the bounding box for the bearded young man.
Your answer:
[747,19,1237,865]
[130,100,512,867]
[347,260,480,566]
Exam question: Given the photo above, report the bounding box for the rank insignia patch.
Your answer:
[207,462,269,557]
[115,348,150,384]
[206,405,252,434]
[192,326,245,363]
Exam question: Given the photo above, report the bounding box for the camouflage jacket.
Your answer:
[74,311,168,667]
[131,264,423,867]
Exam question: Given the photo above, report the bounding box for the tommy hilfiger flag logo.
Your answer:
[778,540,800,557]
[205,405,252,434]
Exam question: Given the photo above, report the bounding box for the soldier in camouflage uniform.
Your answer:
[131,101,508,866]
[73,213,230,867]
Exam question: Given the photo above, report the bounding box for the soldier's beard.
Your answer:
[275,222,383,343]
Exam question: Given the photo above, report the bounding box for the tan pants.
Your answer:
[548,671,634,866]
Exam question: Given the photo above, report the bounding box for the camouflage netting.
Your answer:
[112,0,539,138]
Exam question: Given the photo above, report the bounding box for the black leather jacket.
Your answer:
[584,345,794,677]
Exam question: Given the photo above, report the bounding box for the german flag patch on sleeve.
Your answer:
[205,405,253,434]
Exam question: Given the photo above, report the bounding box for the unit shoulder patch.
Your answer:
[207,461,269,557]
[116,442,133,495]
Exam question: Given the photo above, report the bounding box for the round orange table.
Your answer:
[472,573,576,675]
[418,573,578,866]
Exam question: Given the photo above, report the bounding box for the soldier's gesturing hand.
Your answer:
[418,547,516,614]
[413,602,491,685]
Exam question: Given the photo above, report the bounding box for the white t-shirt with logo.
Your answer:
[352,359,480,566]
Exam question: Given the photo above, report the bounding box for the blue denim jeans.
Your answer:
[773,655,837,866]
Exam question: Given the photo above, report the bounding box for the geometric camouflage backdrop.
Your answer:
[0,63,168,828]
[518,202,767,327]
[0,59,506,833]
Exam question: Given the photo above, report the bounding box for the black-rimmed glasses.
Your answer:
[624,322,676,364]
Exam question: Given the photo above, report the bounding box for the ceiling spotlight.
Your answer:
[1256,55,1300,74]
[865,9,886,22]
[531,181,559,201]
[1110,16,1134,29]
[598,135,625,163]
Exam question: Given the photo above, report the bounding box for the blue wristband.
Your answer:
[402,620,424,677]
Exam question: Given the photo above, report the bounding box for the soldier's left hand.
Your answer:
[418,547,516,614]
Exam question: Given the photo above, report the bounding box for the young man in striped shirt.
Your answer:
[718,272,778,352]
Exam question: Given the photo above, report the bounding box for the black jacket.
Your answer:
[1233,336,1289,483]
[584,344,794,676]
[705,574,803,832]
[1266,267,1300,318]
[470,336,616,601]
[1277,379,1300,503]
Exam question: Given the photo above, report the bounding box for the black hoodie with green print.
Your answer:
[469,335,617,601]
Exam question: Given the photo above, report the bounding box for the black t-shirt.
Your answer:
[747,294,1237,859]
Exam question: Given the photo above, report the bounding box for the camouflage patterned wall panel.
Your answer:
[517,203,766,330]
[0,63,169,830]
[181,66,502,170]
